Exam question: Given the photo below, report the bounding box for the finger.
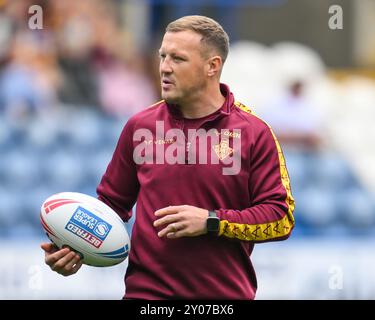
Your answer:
[167,228,201,239]
[60,258,83,277]
[158,222,182,238]
[153,213,183,227]
[167,230,185,239]
[63,254,82,273]
[166,222,189,238]
[154,205,186,217]
[40,242,58,253]
[45,247,71,266]
[70,260,83,275]
[157,227,169,238]
[51,251,77,272]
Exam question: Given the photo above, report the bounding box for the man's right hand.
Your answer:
[41,242,83,276]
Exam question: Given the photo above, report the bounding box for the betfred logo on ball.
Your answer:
[65,206,112,248]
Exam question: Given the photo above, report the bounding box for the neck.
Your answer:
[178,83,225,119]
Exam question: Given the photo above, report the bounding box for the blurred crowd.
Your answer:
[0,0,158,119]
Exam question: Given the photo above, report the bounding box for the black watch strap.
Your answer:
[208,210,217,218]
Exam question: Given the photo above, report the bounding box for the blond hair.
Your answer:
[166,15,229,63]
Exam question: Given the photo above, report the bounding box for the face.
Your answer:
[159,30,209,104]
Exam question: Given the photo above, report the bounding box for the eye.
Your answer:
[159,53,166,60]
[173,56,184,62]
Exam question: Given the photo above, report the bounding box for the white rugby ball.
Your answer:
[40,192,130,267]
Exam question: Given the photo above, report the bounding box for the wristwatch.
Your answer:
[206,210,220,236]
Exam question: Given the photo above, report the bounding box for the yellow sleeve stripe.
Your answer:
[147,100,165,108]
[218,102,295,241]
[219,214,294,241]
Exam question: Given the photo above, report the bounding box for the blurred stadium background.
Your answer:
[1,0,375,299]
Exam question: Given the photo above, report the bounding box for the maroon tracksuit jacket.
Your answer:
[97,84,295,299]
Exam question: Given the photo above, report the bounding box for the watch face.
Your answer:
[207,217,220,232]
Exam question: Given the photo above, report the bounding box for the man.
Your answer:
[42,15,295,299]
[259,79,323,151]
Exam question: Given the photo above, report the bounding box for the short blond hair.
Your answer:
[166,15,229,63]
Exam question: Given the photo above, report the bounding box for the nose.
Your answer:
[160,57,172,74]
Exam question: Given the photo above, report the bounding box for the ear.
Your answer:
[207,56,222,77]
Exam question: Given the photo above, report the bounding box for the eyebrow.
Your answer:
[158,50,188,58]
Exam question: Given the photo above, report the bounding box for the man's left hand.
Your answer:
[153,205,209,239]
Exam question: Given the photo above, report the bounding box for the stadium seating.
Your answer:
[0,108,123,239]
